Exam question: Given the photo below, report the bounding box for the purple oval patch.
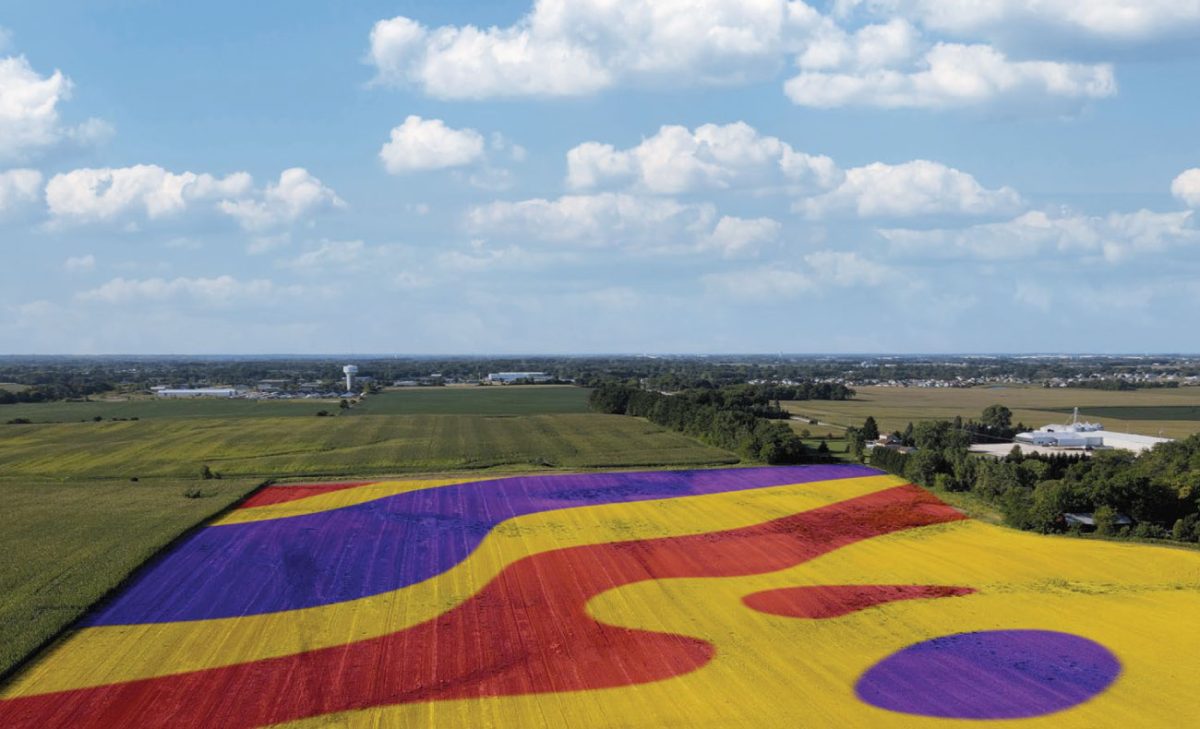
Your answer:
[855,630,1120,719]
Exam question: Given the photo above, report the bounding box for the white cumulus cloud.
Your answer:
[704,216,782,257]
[380,116,486,174]
[46,165,343,231]
[1171,168,1200,208]
[844,1,1200,43]
[0,54,109,161]
[801,159,1022,218]
[218,168,345,231]
[368,0,820,99]
[566,121,841,194]
[368,1,1121,113]
[796,18,921,71]
[878,208,1200,262]
[467,191,778,256]
[46,165,252,223]
[785,42,1115,110]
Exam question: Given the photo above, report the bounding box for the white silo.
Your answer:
[343,365,359,391]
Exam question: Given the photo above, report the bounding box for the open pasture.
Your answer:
[784,385,1200,438]
[0,414,735,481]
[3,466,1197,727]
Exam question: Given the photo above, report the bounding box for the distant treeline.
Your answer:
[1,353,1195,405]
[1065,379,1180,391]
[0,378,113,404]
[589,383,828,464]
[855,407,1200,544]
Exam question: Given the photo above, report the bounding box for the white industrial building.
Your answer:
[486,371,553,384]
[156,388,238,398]
[1012,408,1171,454]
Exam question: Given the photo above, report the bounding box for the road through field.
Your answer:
[2,467,1198,727]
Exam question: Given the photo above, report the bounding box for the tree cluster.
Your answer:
[588,383,823,464]
[857,406,1200,544]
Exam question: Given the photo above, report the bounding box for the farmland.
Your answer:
[783,385,1200,439]
[0,479,259,677]
[0,386,737,681]
[0,397,333,422]
[0,414,735,481]
[0,385,593,423]
[2,467,1198,727]
[351,385,591,415]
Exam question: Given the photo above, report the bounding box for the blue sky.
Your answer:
[2,0,1199,354]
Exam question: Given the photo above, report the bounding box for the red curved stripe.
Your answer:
[743,584,974,619]
[0,484,964,729]
[237,482,373,509]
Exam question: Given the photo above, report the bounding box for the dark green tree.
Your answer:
[982,404,1013,431]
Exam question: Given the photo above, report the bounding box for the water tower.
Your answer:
[343,364,358,392]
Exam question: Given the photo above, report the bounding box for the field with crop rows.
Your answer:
[0,414,735,481]
[0,480,260,676]
[351,385,591,415]
[0,397,332,422]
[3,466,1197,727]
[0,385,590,423]
[784,385,1200,439]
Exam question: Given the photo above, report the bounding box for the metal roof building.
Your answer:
[156,388,238,398]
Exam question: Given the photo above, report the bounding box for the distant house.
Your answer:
[866,434,914,454]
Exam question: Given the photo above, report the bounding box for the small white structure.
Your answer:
[343,365,359,392]
[1014,408,1171,454]
[486,371,553,384]
[156,388,237,398]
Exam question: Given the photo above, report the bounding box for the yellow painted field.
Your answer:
[1,466,1196,727]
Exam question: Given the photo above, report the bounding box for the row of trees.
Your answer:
[856,408,1200,543]
[845,406,1026,456]
[589,383,825,464]
[1066,379,1181,391]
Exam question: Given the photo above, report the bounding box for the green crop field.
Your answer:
[783,385,1200,439]
[0,413,736,481]
[0,397,334,423]
[0,479,260,677]
[0,385,591,423]
[0,400,735,677]
[1041,405,1200,421]
[350,385,591,416]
